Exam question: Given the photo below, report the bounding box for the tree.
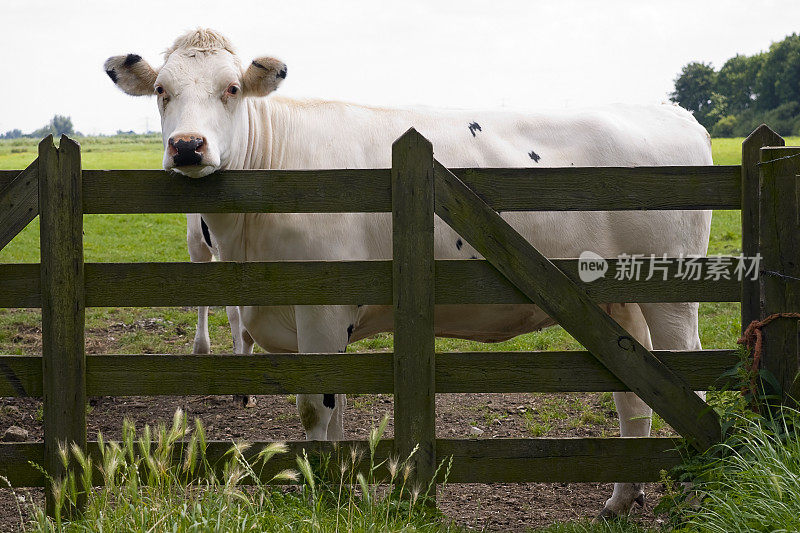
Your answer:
[716,54,762,114]
[671,33,800,136]
[1,129,22,139]
[51,115,74,136]
[28,114,75,138]
[669,62,717,127]
[756,34,800,111]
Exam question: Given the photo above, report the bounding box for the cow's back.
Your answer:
[267,98,711,170]
[252,99,712,263]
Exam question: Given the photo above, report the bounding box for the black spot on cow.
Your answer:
[456,239,463,250]
[347,324,354,341]
[468,122,482,137]
[528,150,541,163]
[357,304,363,308]
[323,394,336,409]
[200,217,212,248]
[277,67,287,79]
[106,69,118,83]
[124,54,142,67]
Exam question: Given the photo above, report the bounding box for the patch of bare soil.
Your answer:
[0,391,670,532]
[0,326,672,532]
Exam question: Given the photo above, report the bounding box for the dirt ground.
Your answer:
[0,313,672,531]
[0,390,670,532]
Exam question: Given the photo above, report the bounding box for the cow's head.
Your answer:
[104,29,286,178]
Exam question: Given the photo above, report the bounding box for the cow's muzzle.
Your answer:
[169,134,206,167]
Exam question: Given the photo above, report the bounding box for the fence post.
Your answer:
[38,135,86,514]
[758,145,800,405]
[741,126,784,333]
[392,128,436,496]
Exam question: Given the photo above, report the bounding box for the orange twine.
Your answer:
[737,313,800,398]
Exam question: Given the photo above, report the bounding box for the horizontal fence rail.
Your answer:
[0,258,742,308]
[0,350,739,398]
[0,437,682,487]
[0,162,37,250]
[69,166,742,214]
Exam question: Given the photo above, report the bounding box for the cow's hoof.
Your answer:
[234,394,257,408]
[595,506,618,521]
[596,489,645,521]
[192,340,211,354]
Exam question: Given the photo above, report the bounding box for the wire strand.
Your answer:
[756,152,800,166]
[762,269,800,283]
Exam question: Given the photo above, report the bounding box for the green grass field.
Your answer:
[1,135,790,356]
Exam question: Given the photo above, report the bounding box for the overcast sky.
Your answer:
[2,0,799,135]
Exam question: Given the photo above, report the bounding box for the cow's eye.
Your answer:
[226,85,239,95]
[155,85,165,95]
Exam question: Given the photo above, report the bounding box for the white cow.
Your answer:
[105,28,712,516]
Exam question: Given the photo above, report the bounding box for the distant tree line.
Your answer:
[671,33,800,137]
[1,115,78,139]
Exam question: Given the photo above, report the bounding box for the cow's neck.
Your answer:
[197,97,288,260]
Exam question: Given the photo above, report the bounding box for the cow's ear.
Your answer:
[104,54,157,96]
[242,57,286,97]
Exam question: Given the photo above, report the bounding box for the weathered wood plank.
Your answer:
[437,438,681,483]
[82,169,392,214]
[0,263,40,307]
[0,170,24,189]
[0,443,45,487]
[0,356,43,396]
[84,261,393,307]
[741,126,784,333]
[434,161,721,451]
[434,349,739,393]
[0,161,38,251]
[450,165,741,211]
[392,129,437,492]
[0,349,740,397]
[758,147,800,403]
[79,165,741,214]
[86,353,392,396]
[0,258,742,309]
[437,258,741,305]
[38,135,86,513]
[0,437,681,487]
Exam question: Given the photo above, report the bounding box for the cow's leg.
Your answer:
[187,215,214,354]
[600,303,653,518]
[638,301,707,496]
[229,305,258,408]
[193,306,212,354]
[294,305,352,440]
[228,305,255,355]
[326,394,347,441]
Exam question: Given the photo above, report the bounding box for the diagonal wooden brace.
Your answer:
[0,160,38,252]
[433,161,721,451]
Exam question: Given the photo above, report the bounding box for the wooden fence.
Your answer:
[1,125,799,512]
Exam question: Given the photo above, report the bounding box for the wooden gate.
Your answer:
[1,125,799,512]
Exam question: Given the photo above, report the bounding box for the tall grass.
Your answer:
[669,408,800,532]
[19,411,457,532]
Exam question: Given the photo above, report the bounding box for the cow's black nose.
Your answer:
[169,134,205,166]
